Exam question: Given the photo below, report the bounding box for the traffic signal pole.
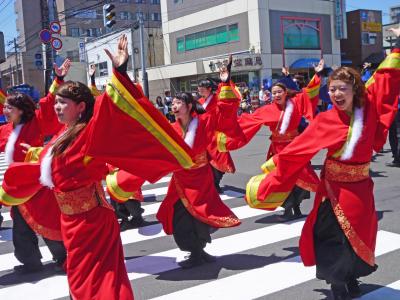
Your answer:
[138,13,149,98]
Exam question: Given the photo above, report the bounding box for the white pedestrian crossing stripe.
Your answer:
[0,152,400,300]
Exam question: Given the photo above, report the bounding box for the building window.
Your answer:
[174,0,183,3]
[119,11,130,20]
[151,12,161,21]
[66,50,80,62]
[177,23,240,52]
[86,28,100,37]
[282,18,321,49]
[362,32,377,45]
[135,0,145,3]
[228,24,239,41]
[119,0,130,2]
[70,28,80,37]
[151,0,160,4]
[177,37,184,52]
[136,12,148,20]
[95,62,109,77]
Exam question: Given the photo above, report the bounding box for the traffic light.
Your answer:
[103,4,116,28]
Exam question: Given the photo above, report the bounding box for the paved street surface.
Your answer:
[0,128,399,300]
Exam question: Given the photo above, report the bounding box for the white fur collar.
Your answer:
[5,124,23,164]
[183,117,198,148]
[202,94,213,110]
[279,100,294,135]
[340,107,364,161]
[40,145,55,189]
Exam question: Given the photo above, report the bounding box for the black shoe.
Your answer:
[215,186,223,194]
[277,208,295,222]
[293,205,303,218]
[119,218,132,232]
[178,252,204,269]
[129,216,145,228]
[346,278,361,298]
[385,160,400,167]
[13,263,43,274]
[201,249,217,263]
[331,284,351,300]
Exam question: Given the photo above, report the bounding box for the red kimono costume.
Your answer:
[198,93,236,173]
[0,78,63,241]
[156,81,243,247]
[221,75,321,209]
[246,48,400,283]
[0,69,195,300]
[0,88,6,114]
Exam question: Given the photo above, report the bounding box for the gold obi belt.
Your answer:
[191,152,208,169]
[324,159,370,183]
[54,182,111,215]
[270,129,298,143]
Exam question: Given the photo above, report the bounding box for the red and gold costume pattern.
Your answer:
[246,47,400,268]
[157,81,244,234]
[0,68,196,300]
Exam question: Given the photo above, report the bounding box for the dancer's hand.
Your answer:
[314,59,325,73]
[388,25,400,38]
[281,66,290,77]
[104,34,129,69]
[53,58,71,78]
[20,143,31,154]
[88,64,96,77]
[219,54,232,83]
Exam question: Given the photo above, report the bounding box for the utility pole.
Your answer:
[139,12,149,97]
[130,28,137,82]
[40,0,51,93]
[12,38,19,84]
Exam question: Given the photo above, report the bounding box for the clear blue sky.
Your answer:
[0,0,399,51]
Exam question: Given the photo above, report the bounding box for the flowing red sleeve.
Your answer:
[221,105,275,151]
[294,73,321,121]
[365,48,400,152]
[35,78,63,136]
[0,88,6,117]
[207,81,247,151]
[84,69,194,183]
[248,113,342,205]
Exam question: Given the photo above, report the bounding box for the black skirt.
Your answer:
[172,199,211,253]
[313,200,377,284]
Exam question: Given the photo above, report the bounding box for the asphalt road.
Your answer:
[0,127,399,300]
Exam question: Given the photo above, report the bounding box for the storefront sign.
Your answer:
[361,22,382,33]
[209,56,262,72]
[334,0,347,39]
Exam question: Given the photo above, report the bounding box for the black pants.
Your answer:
[172,200,211,253]
[111,199,143,220]
[12,206,66,266]
[313,200,377,285]
[211,166,225,190]
[389,111,400,161]
[282,185,309,209]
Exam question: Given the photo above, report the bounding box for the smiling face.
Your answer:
[171,97,192,120]
[271,85,287,107]
[3,101,23,124]
[54,95,86,126]
[328,80,355,113]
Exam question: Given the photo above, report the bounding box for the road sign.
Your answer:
[39,29,52,43]
[50,21,61,34]
[51,38,62,51]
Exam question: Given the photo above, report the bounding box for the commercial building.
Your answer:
[341,9,384,67]
[146,0,343,98]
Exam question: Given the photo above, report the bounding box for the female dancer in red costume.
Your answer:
[221,60,324,220]
[0,60,70,273]
[245,27,400,300]
[0,35,195,300]
[156,58,244,268]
